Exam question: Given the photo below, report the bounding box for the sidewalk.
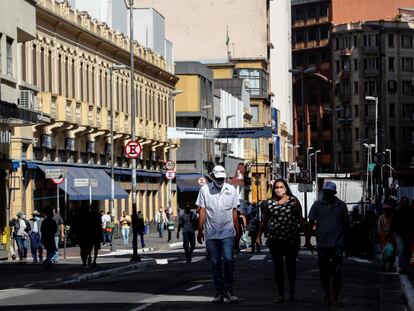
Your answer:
[402,265,414,311]
[0,231,183,290]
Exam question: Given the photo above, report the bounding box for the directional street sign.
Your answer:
[51,177,65,185]
[125,140,143,159]
[165,170,176,180]
[165,160,175,170]
[299,169,310,182]
[198,177,206,186]
[45,168,67,179]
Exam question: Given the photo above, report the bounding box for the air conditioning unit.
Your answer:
[19,90,37,110]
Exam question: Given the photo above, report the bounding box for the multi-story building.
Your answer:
[6,0,178,232]
[135,0,274,203]
[0,0,49,259]
[331,21,414,180]
[291,0,332,173]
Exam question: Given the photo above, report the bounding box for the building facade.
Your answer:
[0,0,49,259]
[6,0,178,236]
[331,21,414,180]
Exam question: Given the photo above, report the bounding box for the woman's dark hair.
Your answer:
[272,178,293,199]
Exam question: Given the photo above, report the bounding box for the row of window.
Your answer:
[293,27,330,44]
[335,33,414,50]
[233,68,268,97]
[293,50,330,68]
[21,41,170,125]
[292,4,329,21]
[335,57,414,73]
[0,33,14,76]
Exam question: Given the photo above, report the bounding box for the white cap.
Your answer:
[322,181,337,193]
[211,165,226,179]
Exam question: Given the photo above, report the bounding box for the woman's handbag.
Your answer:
[167,221,175,231]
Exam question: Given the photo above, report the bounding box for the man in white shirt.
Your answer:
[196,165,240,303]
[101,211,112,246]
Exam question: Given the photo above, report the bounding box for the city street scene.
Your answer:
[0,0,414,310]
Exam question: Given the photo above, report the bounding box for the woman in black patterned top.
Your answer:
[262,178,311,303]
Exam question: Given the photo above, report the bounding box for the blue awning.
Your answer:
[37,164,128,201]
[176,173,210,192]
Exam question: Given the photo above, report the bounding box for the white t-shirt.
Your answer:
[101,214,111,229]
[196,182,239,240]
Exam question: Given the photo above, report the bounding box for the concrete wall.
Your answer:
[135,0,269,62]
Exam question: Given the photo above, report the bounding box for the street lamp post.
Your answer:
[225,114,236,174]
[307,146,313,174]
[167,90,182,209]
[385,148,392,179]
[365,96,379,153]
[200,105,212,176]
[315,150,321,198]
[293,144,300,183]
[309,153,314,183]
[289,66,315,219]
[109,64,127,252]
[363,143,375,198]
[127,0,140,262]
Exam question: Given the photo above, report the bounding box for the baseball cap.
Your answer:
[322,181,337,193]
[211,165,226,179]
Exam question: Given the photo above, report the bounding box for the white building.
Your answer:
[270,0,293,140]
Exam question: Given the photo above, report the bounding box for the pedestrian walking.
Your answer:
[377,200,396,272]
[262,178,311,303]
[137,211,146,248]
[28,210,44,263]
[177,202,198,263]
[41,206,58,270]
[307,181,350,307]
[166,207,175,242]
[196,165,240,303]
[234,210,248,253]
[10,211,31,263]
[394,196,414,274]
[120,211,131,245]
[155,207,167,238]
[51,208,64,263]
[101,211,113,246]
[248,205,261,253]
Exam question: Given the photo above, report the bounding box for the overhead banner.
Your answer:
[167,127,273,139]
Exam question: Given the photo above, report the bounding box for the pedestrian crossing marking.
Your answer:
[186,284,204,291]
[249,255,266,261]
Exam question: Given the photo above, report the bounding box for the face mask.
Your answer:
[274,184,286,197]
[21,215,26,220]
[213,179,225,188]
[33,216,38,221]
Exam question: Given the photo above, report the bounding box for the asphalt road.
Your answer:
[0,246,407,311]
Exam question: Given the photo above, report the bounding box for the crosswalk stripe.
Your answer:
[249,254,266,261]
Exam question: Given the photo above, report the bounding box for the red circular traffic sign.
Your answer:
[51,177,65,185]
[165,170,176,180]
[125,140,142,159]
[165,160,175,170]
[198,177,206,186]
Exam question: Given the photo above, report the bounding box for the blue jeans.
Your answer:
[51,236,60,262]
[122,227,130,245]
[15,236,28,259]
[29,232,43,261]
[158,223,164,238]
[206,237,235,292]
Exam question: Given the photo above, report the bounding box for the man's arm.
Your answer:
[176,216,182,239]
[197,207,206,244]
[233,208,240,239]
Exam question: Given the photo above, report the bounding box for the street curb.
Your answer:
[61,259,157,285]
[400,275,414,311]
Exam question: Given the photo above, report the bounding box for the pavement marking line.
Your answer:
[186,284,204,291]
[191,256,204,263]
[139,294,212,303]
[128,303,153,311]
[249,254,266,261]
[400,275,414,311]
[347,257,373,264]
[156,258,169,265]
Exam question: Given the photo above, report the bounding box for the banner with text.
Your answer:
[167,127,273,139]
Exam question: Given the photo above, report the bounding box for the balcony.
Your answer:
[307,40,317,49]
[293,19,305,28]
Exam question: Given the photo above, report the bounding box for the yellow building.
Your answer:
[8,0,178,227]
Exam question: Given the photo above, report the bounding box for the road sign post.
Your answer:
[165,161,175,211]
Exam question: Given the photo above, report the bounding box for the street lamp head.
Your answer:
[309,153,315,157]
[365,96,377,101]
[315,150,321,154]
[202,105,212,110]
[303,66,316,74]
[294,144,300,148]
[307,146,313,151]
[111,64,128,71]
[171,90,183,96]
[385,148,391,152]
[288,68,302,75]
[369,144,376,148]
[363,143,369,148]
[226,114,236,119]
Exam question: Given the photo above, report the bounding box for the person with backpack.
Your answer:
[177,202,198,263]
[248,206,261,253]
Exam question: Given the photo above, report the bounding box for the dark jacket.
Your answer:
[10,218,31,238]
